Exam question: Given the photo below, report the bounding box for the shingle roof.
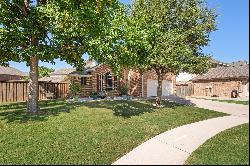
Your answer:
[51,68,76,75]
[68,71,87,77]
[192,64,249,81]
[0,66,26,76]
[39,76,66,83]
[210,58,224,65]
[226,61,248,66]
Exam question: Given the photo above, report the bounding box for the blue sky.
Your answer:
[9,0,249,72]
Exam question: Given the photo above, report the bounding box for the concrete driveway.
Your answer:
[186,97,249,117]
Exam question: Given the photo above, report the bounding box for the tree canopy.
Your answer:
[38,66,54,77]
[0,0,121,67]
[91,0,217,100]
[0,0,122,112]
[90,0,217,75]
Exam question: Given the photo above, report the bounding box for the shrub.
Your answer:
[90,91,98,99]
[119,83,129,95]
[69,81,82,97]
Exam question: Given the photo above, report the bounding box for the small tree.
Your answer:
[38,66,54,78]
[99,0,216,104]
[69,81,82,99]
[119,82,129,96]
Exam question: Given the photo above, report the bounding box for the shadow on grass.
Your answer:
[0,98,187,123]
[161,96,196,106]
[0,100,83,123]
[84,99,182,118]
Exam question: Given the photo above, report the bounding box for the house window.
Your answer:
[80,77,87,86]
[80,77,84,85]
[106,72,113,91]
[97,73,118,91]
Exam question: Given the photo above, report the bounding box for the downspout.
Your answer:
[141,74,144,97]
[128,70,131,95]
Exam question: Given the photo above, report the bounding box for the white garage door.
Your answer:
[162,80,173,96]
[147,79,158,97]
[147,79,173,97]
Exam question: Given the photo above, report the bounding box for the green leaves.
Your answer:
[0,0,216,76]
[0,0,121,69]
[113,0,218,75]
[38,66,54,78]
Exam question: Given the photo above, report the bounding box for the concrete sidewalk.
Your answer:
[112,98,249,165]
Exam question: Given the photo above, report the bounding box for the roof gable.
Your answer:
[51,68,76,75]
[0,66,26,76]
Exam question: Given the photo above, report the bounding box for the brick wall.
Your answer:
[193,78,249,98]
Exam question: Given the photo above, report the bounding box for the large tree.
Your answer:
[0,0,120,112]
[133,0,216,99]
[97,0,217,102]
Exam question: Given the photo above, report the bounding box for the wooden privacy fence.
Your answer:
[176,84,194,97]
[0,81,69,103]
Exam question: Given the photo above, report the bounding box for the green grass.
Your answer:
[215,99,249,105]
[185,123,249,165]
[0,99,227,164]
[191,97,249,105]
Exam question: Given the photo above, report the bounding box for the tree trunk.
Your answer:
[157,74,163,97]
[27,56,39,113]
[156,73,163,106]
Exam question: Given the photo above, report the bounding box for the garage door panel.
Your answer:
[147,79,158,97]
[147,79,173,97]
[162,80,173,96]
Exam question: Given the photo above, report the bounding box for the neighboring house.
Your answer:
[176,72,197,85]
[39,61,99,83]
[68,60,176,97]
[176,59,228,85]
[39,68,75,83]
[38,76,67,83]
[192,61,249,99]
[0,66,27,81]
[50,68,76,78]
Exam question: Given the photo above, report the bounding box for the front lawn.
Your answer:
[185,123,249,165]
[0,99,227,164]
[215,99,249,105]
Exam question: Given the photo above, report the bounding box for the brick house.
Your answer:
[192,61,249,99]
[0,66,27,81]
[68,61,176,97]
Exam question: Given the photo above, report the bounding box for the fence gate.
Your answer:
[176,84,193,97]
